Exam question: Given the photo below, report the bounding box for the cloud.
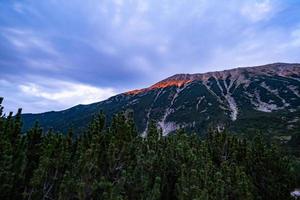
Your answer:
[1,0,300,112]
[12,3,24,14]
[1,78,116,114]
[1,28,59,56]
[240,0,274,22]
[19,80,116,110]
[127,55,152,72]
[290,28,300,47]
[136,0,149,14]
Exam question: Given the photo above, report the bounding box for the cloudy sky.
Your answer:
[1,0,300,113]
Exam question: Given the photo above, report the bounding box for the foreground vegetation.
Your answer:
[0,98,298,200]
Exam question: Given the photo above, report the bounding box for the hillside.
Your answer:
[22,63,300,138]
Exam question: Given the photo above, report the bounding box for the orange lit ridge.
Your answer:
[125,79,192,95]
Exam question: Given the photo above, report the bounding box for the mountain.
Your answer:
[22,63,300,138]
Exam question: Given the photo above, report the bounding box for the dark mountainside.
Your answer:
[22,63,300,138]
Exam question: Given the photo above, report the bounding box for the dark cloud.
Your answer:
[1,0,300,113]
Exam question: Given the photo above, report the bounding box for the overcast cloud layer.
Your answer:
[1,0,300,113]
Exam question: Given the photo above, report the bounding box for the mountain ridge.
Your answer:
[125,62,300,95]
[22,63,300,137]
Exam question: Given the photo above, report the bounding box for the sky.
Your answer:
[1,0,300,113]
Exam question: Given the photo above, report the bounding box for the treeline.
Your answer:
[0,97,298,200]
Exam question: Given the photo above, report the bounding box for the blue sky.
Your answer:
[1,0,300,113]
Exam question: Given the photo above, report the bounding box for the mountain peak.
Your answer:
[22,62,300,136]
[125,63,300,95]
[165,62,300,80]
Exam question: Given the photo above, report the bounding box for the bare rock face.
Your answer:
[22,63,300,136]
[126,63,300,95]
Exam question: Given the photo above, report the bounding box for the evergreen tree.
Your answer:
[0,98,297,200]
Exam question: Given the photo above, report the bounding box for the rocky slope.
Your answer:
[22,63,300,137]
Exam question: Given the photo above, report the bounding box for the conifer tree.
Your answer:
[0,99,297,200]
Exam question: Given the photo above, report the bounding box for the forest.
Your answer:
[0,97,299,200]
